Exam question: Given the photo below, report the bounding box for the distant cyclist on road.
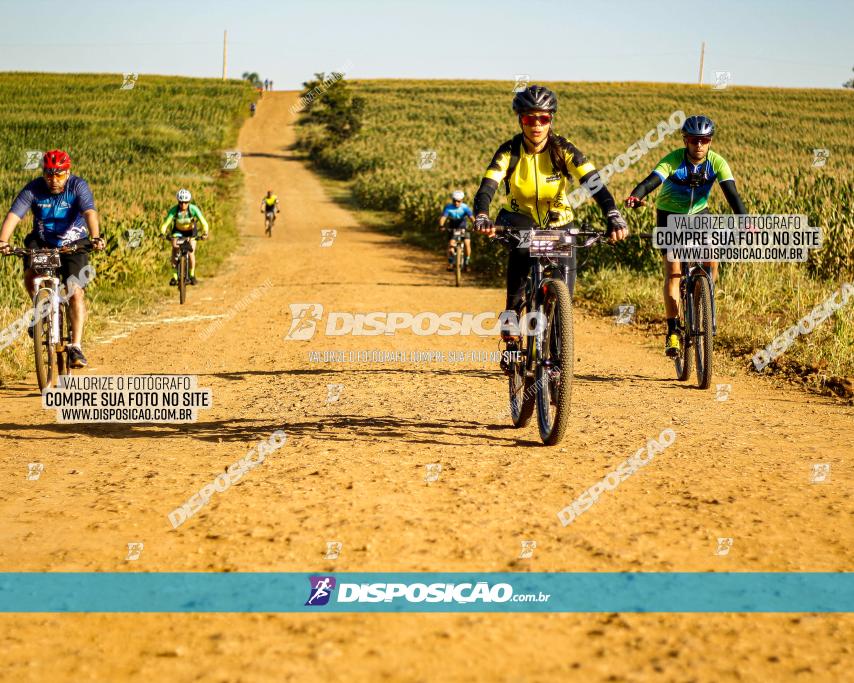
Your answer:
[0,150,105,368]
[473,85,628,357]
[439,190,474,271]
[624,115,746,357]
[249,102,256,116]
[159,189,209,286]
[260,190,280,221]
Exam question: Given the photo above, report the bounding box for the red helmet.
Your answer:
[43,150,71,171]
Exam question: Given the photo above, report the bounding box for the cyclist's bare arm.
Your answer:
[83,209,104,250]
[0,212,22,251]
[438,215,447,230]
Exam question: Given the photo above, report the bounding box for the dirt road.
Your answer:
[0,92,851,683]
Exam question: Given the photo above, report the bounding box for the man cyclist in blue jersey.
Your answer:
[625,115,747,357]
[439,190,474,271]
[0,149,105,368]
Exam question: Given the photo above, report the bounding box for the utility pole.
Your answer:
[222,30,228,80]
[698,41,705,85]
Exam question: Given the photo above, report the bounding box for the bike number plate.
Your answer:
[32,252,61,268]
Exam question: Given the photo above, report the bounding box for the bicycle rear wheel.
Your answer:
[454,245,462,287]
[509,303,535,428]
[33,289,58,391]
[536,279,574,446]
[693,275,714,389]
[178,255,187,305]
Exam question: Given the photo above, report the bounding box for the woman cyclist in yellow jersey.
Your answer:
[474,85,628,344]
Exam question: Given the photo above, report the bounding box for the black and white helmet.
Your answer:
[512,85,558,114]
[682,115,715,137]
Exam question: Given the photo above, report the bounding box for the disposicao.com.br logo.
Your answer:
[304,575,548,606]
[284,304,545,340]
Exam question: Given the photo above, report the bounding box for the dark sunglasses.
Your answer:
[520,114,552,126]
[686,136,712,145]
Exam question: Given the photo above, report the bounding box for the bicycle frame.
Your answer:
[679,260,718,338]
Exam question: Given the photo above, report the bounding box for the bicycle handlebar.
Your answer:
[3,244,92,257]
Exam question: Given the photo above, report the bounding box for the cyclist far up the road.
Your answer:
[0,149,105,368]
[159,189,209,286]
[439,190,474,271]
[472,85,628,343]
[624,115,747,357]
[260,190,280,219]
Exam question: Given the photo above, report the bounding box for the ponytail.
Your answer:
[547,132,570,178]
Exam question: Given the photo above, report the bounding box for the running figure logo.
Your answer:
[126,542,144,561]
[324,541,343,560]
[715,384,732,402]
[512,74,530,93]
[417,150,437,170]
[812,149,830,168]
[27,463,44,480]
[326,383,344,403]
[714,538,733,556]
[712,71,732,90]
[519,540,537,559]
[24,150,43,170]
[425,463,442,483]
[305,575,337,606]
[810,463,830,484]
[285,304,324,341]
[222,150,241,170]
[614,304,635,325]
[123,228,144,249]
[120,73,138,90]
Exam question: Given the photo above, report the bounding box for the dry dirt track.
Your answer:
[0,92,852,683]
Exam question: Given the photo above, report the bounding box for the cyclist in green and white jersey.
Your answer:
[625,115,746,356]
[159,189,210,286]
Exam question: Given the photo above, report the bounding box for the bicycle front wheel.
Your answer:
[56,302,72,377]
[693,275,714,389]
[454,246,462,287]
[536,279,574,446]
[178,255,187,305]
[674,292,693,382]
[33,289,58,391]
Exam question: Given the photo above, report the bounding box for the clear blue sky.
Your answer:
[1,0,851,89]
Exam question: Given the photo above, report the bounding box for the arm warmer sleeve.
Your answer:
[578,170,617,214]
[629,172,662,201]
[473,178,498,216]
[719,179,747,214]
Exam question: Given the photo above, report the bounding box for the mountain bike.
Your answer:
[5,244,91,391]
[264,209,277,237]
[449,227,467,287]
[495,221,607,446]
[166,229,205,305]
[640,233,716,389]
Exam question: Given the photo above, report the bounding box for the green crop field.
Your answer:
[0,73,254,383]
[297,79,854,393]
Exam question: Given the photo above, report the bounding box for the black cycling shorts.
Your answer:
[657,208,709,258]
[23,233,91,286]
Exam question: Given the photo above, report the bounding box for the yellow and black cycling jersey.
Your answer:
[262,194,278,209]
[474,133,614,227]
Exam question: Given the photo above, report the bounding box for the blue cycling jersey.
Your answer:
[9,175,96,247]
[442,202,473,227]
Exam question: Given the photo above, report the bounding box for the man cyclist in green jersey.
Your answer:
[625,115,746,357]
[159,189,210,286]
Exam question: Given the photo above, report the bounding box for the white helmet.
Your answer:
[451,190,464,201]
[176,189,192,203]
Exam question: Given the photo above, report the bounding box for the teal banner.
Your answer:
[1,573,851,613]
